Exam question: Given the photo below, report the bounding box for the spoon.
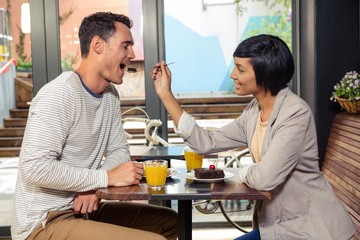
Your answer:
[127,62,175,73]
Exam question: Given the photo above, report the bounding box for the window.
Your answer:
[59,0,145,98]
[164,0,293,95]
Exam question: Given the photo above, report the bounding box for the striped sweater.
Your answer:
[11,71,130,240]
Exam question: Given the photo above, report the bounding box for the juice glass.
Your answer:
[144,160,168,189]
[184,148,204,172]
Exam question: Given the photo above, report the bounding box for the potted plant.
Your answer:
[330,70,360,114]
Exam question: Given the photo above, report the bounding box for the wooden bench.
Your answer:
[322,112,360,239]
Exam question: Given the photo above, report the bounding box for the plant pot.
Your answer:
[335,97,360,114]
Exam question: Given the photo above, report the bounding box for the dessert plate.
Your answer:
[186,171,234,183]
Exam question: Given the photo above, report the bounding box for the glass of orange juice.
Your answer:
[144,160,168,189]
[184,147,204,172]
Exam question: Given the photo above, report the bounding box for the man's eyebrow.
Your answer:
[122,40,134,45]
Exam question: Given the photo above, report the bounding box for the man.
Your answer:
[11,12,178,240]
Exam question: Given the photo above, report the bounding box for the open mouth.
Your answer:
[120,63,126,69]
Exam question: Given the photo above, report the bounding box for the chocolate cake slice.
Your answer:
[194,168,225,179]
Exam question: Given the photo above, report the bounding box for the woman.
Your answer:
[151,34,355,240]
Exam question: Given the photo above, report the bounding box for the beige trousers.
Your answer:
[27,201,178,240]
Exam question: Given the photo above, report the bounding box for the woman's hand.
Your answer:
[150,60,184,126]
[151,61,172,98]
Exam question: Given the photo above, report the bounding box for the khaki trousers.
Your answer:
[27,201,178,240]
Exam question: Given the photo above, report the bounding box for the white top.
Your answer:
[250,112,268,163]
[11,71,130,240]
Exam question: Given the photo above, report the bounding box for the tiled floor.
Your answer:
[0,157,252,239]
[192,227,247,240]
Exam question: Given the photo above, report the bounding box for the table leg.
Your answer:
[178,200,192,240]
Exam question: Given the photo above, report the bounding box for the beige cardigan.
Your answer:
[177,87,355,240]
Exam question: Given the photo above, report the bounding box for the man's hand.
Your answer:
[73,190,100,215]
[107,161,144,187]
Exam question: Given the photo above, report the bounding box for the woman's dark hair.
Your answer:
[233,34,294,95]
[78,12,133,57]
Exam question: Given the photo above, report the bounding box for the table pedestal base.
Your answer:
[178,200,192,240]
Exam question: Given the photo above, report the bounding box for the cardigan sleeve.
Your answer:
[177,111,248,154]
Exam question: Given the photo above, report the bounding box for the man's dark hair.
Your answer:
[78,12,133,57]
[233,34,294,96]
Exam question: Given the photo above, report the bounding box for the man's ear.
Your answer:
[91,36,104,55]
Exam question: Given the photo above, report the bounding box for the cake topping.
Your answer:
[209,164,215,170]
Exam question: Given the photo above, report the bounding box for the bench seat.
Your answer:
[322,112,360,239]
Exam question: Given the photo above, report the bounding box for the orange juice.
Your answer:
[184,149,204,171]
[144,160,168,189]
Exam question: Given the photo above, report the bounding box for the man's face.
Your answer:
[100,22,135,85]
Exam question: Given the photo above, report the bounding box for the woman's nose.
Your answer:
[229,68,237,80]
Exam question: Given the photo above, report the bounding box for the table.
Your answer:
[129,145,218,161]
[96,168,270,240]
[129,145,219,208]
[130,145,186,161]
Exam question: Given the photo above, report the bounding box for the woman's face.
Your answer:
[230,57,260,96]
